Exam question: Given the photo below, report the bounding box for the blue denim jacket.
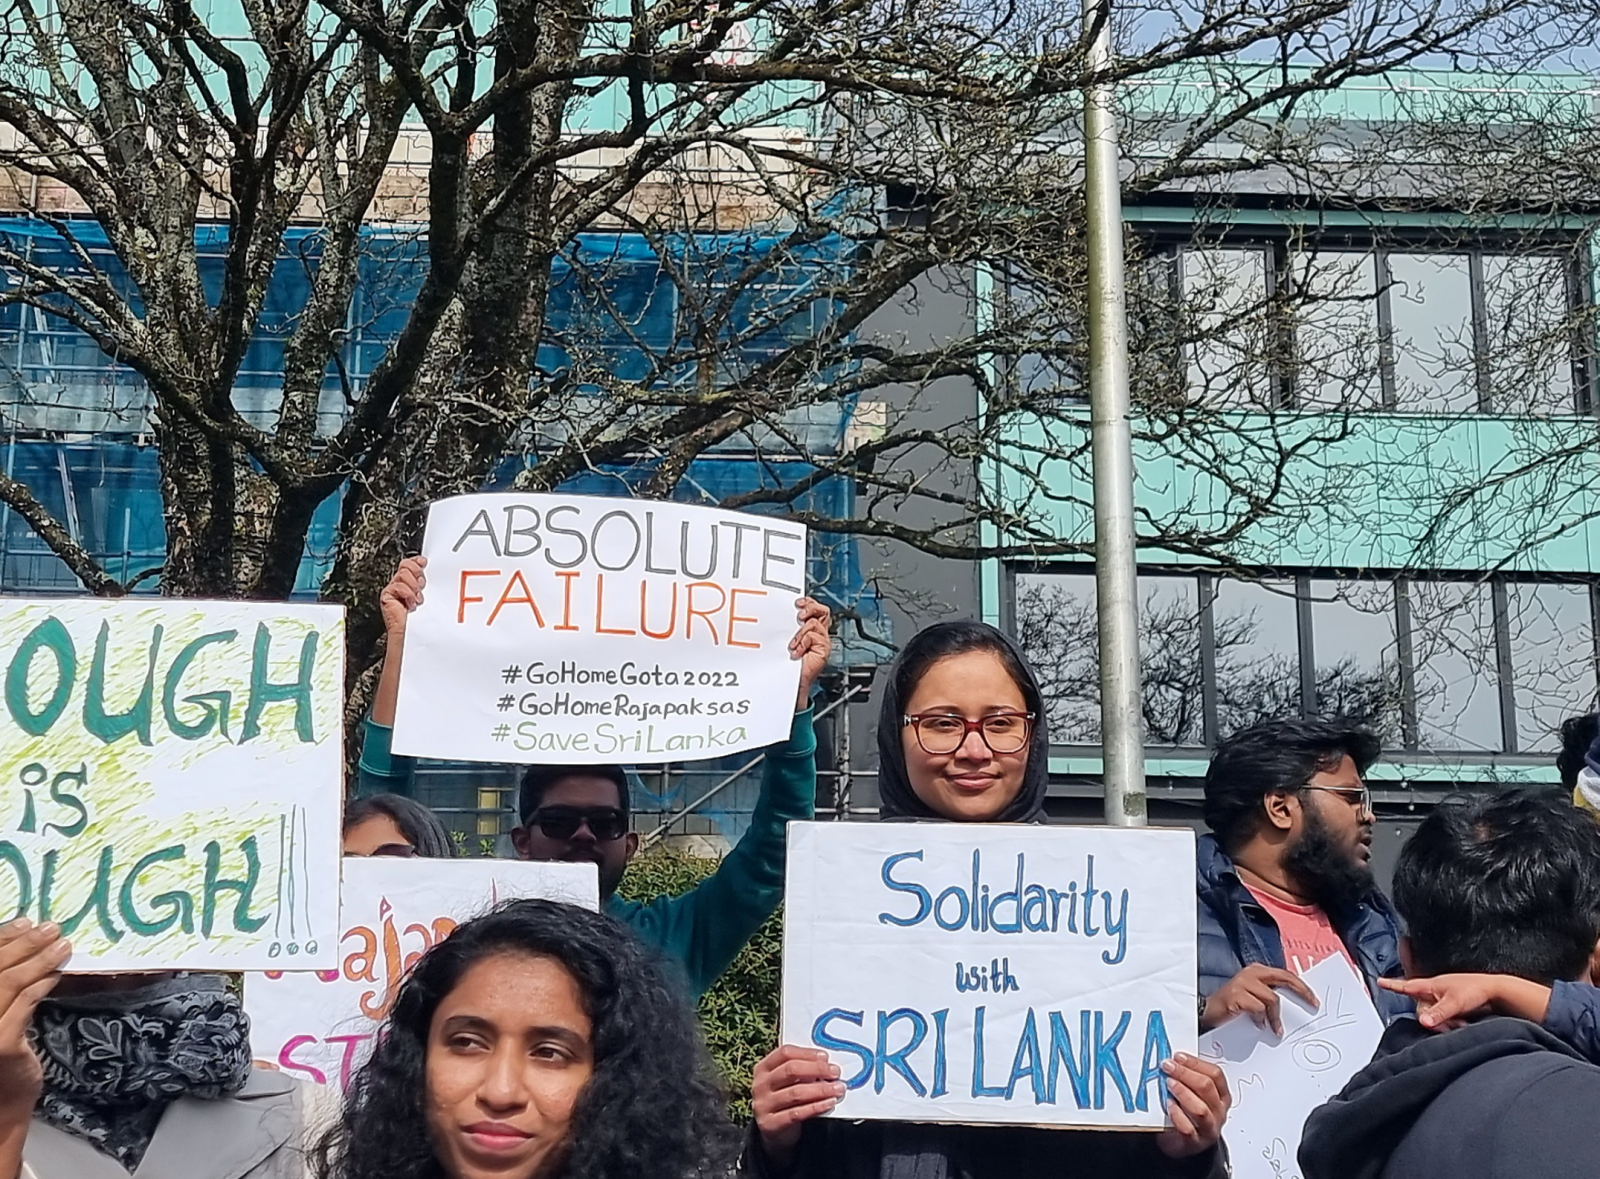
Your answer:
[1197,833,1412,1023]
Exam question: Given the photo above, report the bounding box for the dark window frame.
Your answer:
[1141,228,1595,416]
[1012,564,1600,759]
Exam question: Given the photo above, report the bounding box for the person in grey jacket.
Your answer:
[1,919,329,1179]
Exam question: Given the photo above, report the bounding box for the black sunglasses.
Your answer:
[528,806,628,842]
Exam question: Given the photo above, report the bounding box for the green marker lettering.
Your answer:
[162,630,237,740]
[84,622,161,745]
[45,765,88,839]
[0,841,31,919]
[119,846,195,936]
[203,836,269,936]
[40,845,123,943]
[240,625,318,744]
[5,617,75,736]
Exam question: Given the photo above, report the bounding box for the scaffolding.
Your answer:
[0,215,891,840]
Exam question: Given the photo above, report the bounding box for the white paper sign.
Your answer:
[1199,955,1384,1179]
[780,821,1198,1129]
[392,493,807,765]
[0,598,343,971]
[246,857,599,1090]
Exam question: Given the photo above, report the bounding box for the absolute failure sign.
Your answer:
[391,493,808,764]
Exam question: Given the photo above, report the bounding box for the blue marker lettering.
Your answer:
[971,1006,1007,1097]
[1102,887,1130,965]
[1093,1010,1135,1113]
[934,886,970,930]
[931,1008,949,1098]
[1136,1010,1172,1113]
[877,852,931,926]
[812,1009,873,1089]
[874,1008,928,1096]
[1005,1008,1046,1103]
[1047,1011,1092,1107]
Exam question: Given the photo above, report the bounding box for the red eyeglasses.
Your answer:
[903,712,1035,755]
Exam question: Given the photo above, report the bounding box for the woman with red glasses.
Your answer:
[741,621,1232,1179]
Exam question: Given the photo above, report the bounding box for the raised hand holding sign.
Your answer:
[391,494,811,764]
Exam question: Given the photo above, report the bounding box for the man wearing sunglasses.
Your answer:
[360,554,833,999]
[1196,716,1409,1036]
[510,767,637,901]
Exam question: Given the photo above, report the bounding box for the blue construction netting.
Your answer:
[0,220,860,439]
[0,217,886,651]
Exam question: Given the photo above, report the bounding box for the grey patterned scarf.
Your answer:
[28,974,253,1173]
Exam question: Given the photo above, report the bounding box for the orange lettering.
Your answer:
[359,901,405,1021]
[555,570,581,631]
[401,922,433,973]
[341,924,379,984]
[595,573,637,635]
[458,570,499,623]
[727,588,766,649]
[487,569,547,627]
[640,581,679,640]
[685,581,727,644]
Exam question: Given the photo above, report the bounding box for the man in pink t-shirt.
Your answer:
[1196,717,1409,1034]
[1243,887,1359,977]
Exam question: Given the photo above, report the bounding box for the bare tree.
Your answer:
[1014,577,1404,747]
[0,0,1572,739]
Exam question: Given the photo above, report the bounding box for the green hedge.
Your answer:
[617,848,781,1121]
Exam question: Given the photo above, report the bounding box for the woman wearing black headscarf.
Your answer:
[741,621,1230,1179]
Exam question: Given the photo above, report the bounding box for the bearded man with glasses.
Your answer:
[1196,716,1411,1036]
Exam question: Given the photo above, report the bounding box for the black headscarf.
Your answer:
[875,620,1050,824]
[867,622,1053,1179]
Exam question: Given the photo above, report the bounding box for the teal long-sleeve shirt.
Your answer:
[356,708,817,998]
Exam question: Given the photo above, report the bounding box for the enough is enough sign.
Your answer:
[0,599,344,972]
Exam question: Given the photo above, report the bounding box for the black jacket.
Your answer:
[739,1120,1228,1179]
[1195,834,1411,1023]
[1299,1016,1600,1179]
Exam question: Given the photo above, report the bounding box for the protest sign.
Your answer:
[1200,955,1384,1179]
[780,821,1198,1129]
[0,598,343,971]
[391,493,808,764]
[246,857,599,1089]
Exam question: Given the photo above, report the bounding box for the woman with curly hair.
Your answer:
[312,897,736,1179]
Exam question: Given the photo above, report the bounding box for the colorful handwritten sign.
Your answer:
[1201,955,1384,1179]
[245,857,599,1089]
[391,493,808,764]
[780,822,1198,1129]
[0,599,344,971]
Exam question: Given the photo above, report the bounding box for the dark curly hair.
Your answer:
[312,898,736,1179]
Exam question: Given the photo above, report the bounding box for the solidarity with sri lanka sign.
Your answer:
[781,822,1198,1129]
